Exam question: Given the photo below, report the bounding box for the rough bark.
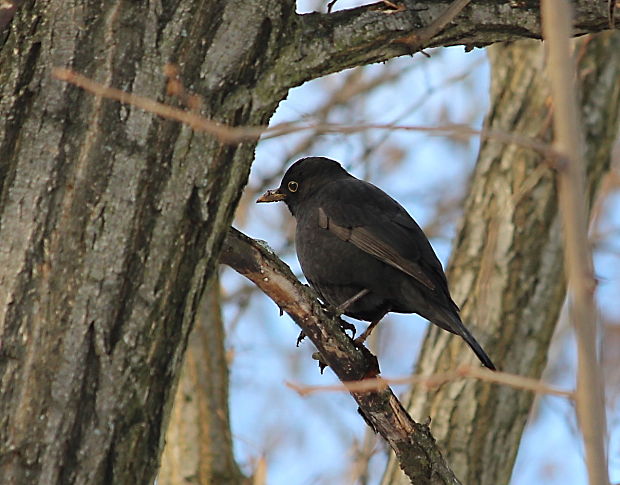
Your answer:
[0,1,295,483]
[158,277,244,485]
[0,1,617,484]
[258,0,615,91]
[381,32,620,485]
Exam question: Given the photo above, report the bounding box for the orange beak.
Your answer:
[256,189,286,203]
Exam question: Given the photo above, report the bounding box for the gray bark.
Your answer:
[0,2,294,483]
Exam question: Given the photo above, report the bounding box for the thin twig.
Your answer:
[541,1,609,484]
[53,67,564,160]
[285,365,575,398]
[395,0,472,51]
[262,122,563,161]
[52,68,245,143]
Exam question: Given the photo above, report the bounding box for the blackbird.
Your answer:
[257,157,496,370]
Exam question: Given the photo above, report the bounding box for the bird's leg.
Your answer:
[335,288,370,315]
[334,288,370,338]
[298,289,370,346]
[354,311,388,345]
[354,320,380,344]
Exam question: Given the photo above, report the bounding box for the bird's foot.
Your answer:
[297,321,355,347]
[340,320,356,338]
[352,316,384,346]
[311,351,329,373]
[331,304,344,317]
[296,330,306,347]
[333,289,370,316]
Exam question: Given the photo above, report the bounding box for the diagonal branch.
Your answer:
[219,227,461,485]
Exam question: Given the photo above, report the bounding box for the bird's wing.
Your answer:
[317,179,446,292]
[318,207,436,290]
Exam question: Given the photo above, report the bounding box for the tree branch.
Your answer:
[220,227,461,485]
[268,0,614,91]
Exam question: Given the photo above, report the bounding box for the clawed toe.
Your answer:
[296,330,306,346]
[311,351,328,373]
[341,320,356,338]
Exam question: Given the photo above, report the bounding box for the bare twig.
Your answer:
[53,67,564,160]
[51,68,246,143]
[395,0,472,51]
[541,1,609,484]
[286,365,574,398]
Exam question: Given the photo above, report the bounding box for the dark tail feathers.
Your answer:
[432,308,496,371]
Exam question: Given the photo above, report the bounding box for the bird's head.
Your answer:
[256,157,349,215]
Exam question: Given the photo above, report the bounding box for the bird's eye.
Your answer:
[288,181,299,192]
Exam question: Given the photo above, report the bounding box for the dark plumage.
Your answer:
[257,157,495,370]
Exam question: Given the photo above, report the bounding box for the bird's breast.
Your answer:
[295,208,364,284]
[294,207,397,315]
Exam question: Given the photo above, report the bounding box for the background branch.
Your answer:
[159,276,245,485]
[541,1,609,483]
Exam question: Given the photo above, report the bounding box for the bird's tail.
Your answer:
[433,308,496,371]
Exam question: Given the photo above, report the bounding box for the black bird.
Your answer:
[257,157,496,370]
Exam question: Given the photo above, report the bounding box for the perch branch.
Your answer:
[220,227,461,485]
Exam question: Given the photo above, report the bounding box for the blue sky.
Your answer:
[223,2,620,483]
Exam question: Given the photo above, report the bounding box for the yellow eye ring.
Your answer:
[288,181,299,192]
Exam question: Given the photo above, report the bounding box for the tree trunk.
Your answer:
[0,1,294,483]
[0,1,616,483]
[158,276,244,485]
[381,31,620,485]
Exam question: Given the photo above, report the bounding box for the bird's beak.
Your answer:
[256,188,286,203]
